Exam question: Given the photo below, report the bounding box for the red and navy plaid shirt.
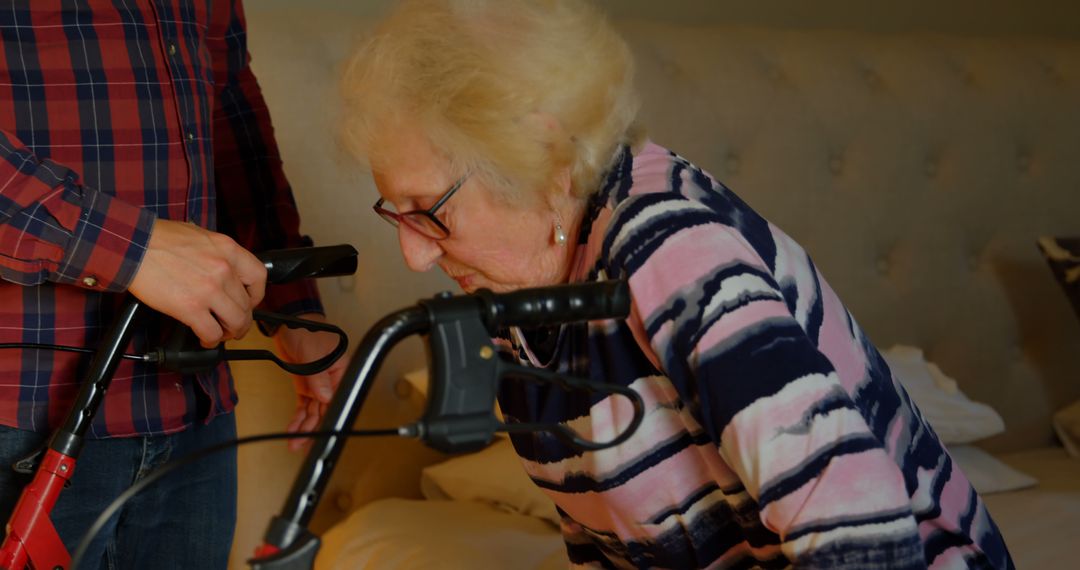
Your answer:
[0,0,322,437]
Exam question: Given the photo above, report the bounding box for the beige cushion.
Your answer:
[420,438,561,526]
[315,498,565,570]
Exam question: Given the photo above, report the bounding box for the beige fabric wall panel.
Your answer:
[623,25,1080,452]
[250,0,1080,39]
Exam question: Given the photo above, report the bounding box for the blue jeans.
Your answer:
[0,413,237,570]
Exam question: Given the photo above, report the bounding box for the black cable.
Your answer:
[0,343,150,362]
[70,427,401,570]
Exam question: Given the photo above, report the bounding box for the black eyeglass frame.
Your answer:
[372,176,467,241]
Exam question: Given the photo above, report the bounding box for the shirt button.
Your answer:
[168,43,177,56]
[186,131,195,141]
[82,276,98,287]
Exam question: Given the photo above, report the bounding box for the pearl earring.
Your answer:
[553,221,567,246]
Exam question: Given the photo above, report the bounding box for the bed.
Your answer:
[311,362,1080,569]
[982,447,1080,569]
[230,5,1080,569]
[315,452,1080,570]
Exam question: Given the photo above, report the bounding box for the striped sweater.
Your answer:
[497,142,1013,569]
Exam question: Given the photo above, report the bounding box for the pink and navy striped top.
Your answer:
[498,142,1013,569]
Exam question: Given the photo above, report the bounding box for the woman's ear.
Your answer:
[553,163,572,197]
[538,164,574,214]
[523,111,575,203]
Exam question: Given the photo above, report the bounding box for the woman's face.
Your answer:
[371,128,577,293]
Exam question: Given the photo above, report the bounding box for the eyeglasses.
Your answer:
[372,176,466,241]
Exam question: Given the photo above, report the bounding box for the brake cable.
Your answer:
[0,311,347,375]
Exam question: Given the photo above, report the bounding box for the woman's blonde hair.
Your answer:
[341,0,641,202]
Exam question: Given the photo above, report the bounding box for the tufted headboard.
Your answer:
[229,10,1080,564]
[618,24,1080,453]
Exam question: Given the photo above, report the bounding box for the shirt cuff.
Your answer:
[50,188,156,293]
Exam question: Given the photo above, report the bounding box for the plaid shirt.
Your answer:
[0,0,322,437]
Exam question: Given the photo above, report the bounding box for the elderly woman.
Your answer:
[341,1,1012,568]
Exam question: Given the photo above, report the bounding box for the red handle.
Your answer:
[0,449,76,570]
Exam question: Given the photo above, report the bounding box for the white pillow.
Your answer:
[420,438,561,526]
[881,345,1005,444]
[947,445,1037,495]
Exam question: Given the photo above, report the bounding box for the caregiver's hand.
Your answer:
[129,219,266,347]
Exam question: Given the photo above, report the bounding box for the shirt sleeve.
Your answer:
[209,0,323,331]
[0,129,155,292]
[611,192,927,569]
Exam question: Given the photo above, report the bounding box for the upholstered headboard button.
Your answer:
[876,257,891,276]
[967,255,981,272]
[1040,61,1064,85]
[662,59,683,81]
[766,63,786,84]
[861,67,883,90]
[924,155,939,178]
[725,152,741,175]
[951,61,977,86]
[1017,151,1033,174]
[829,152,845,176]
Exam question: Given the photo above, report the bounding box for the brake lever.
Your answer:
[414,292,643,454]
[222,311,349,375]
[153,311,348,376]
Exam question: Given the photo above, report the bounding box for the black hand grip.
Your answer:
[475,279,629,332]
[154,312,348,376]
[258,245,358,285]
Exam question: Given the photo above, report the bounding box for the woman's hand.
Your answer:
[128,219,266,347]
[273,313,349,452]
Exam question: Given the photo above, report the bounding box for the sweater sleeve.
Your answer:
[608,192,927,569]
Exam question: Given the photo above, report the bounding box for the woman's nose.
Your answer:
[398,225,444,272]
